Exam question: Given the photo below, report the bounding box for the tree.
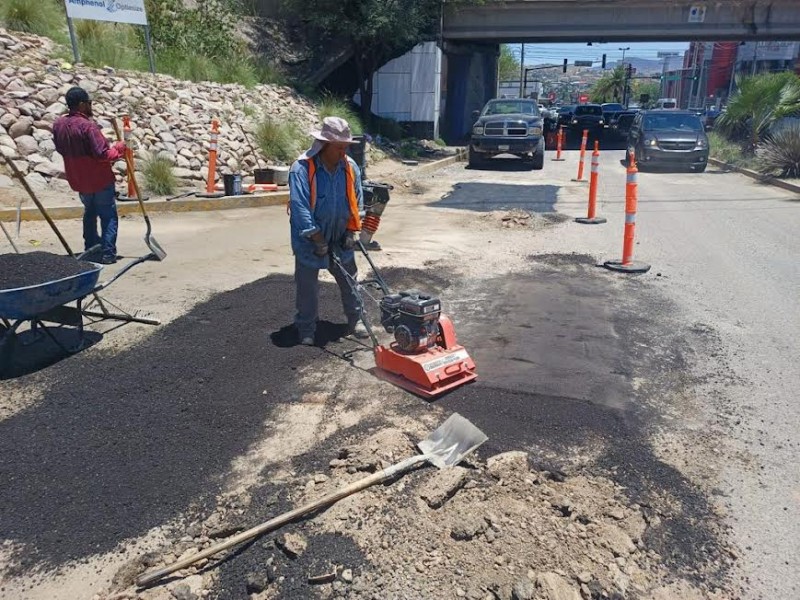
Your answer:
[282,0,442,122]
[716,71,800,153]
[589,66,626,103]
[632,80,660,108]
[498,45,520,82]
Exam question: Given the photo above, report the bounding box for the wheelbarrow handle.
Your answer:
[94,254,156,292]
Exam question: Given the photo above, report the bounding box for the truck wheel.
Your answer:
[531,150,544,171]
[468,147,481,169]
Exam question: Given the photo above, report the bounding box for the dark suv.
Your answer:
[627,110,709,171]
[469,99,545,170]
[569,104,605,134]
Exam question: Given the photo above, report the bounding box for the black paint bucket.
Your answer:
[254,168,273,184]
[223,173,242,196]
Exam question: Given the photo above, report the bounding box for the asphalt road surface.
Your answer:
[0,151,797,599]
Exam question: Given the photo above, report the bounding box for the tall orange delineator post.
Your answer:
[604,151,651,273]
[551,126,565,161]
[576,141,606,225]
[198,119,224,198]
[571,129,588,181]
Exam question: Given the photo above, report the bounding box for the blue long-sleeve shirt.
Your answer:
[289,155,363,269]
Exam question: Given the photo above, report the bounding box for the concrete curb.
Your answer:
[709,158,800,195]
[0,151,467,222]
[0,191,290,222]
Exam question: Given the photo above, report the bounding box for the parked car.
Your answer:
[626,110,709,171]
[601,103,626,128]
[469,98,545,170]
[569,104,605,134]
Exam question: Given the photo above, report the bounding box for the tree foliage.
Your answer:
[281,0,443,120]
[716,71,800,153]
[632,80,660,108]
[589,66,627,103]
[498,45,520,82]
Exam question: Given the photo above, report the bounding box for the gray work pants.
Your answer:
[294,257,360,339]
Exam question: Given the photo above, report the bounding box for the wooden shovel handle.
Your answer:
[136,454,427,587]
[111,118,148,219]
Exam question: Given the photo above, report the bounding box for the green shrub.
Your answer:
[758,122,800,178]
[708,131,749,167]
[317,95,364,135]
[399,141,419,159]
[0,0,65,40]
[434,138,447,147]
[142,152,177,196]
[253,59,288,86]
[255,118,305,163]
[76,20,146,71]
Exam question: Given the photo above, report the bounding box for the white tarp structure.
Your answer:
[354,42,443,138]
[63,0,148,26]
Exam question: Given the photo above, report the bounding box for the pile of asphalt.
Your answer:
[0,252,96,290]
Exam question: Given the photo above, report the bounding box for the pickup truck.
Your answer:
[469,98,545,170]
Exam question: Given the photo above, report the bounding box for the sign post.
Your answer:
[63,0,154,73]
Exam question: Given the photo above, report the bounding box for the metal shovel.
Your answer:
[111,119,166,261]
[136,412,487,587]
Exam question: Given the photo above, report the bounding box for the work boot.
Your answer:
[348,319,370,339]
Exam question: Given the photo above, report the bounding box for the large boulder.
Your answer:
[8,115,33,139]
[14,134,38,156]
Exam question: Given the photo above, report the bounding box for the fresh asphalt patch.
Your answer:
[1,254,732,595]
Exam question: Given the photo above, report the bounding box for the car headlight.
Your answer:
[572,119,578,124]
[645,137,658,147]
[599,119,605,125]
[695,137,708,149]
[529,126,543,136]
[473,125,484,135]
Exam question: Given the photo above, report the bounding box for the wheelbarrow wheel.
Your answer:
[0,326,17,377]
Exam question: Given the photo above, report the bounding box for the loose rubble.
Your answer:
[103,428,734,599]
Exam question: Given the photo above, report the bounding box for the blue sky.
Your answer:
[509,42,690,65]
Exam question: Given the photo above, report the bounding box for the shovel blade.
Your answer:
[146,234,167,261]
[417,412,487,469]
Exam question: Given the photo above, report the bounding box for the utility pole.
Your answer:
[519,44,526,98]
[694,53,707,108]
[751,42,758,76]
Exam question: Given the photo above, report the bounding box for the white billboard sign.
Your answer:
[64,0,148,26]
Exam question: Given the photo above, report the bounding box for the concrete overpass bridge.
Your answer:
[443,0,800,43]
[440,0,800,141]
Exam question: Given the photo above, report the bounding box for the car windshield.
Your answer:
[558,106,574,114]
[644,113,703,131]
[602,104,625,112]
[575,105,602,116]
[484,101,538,116]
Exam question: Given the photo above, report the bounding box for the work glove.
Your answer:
[342,231,357,251]
[313,241,329,257]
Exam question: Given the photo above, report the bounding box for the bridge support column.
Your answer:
[442,42,499,144]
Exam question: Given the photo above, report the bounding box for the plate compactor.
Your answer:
[332,181,477,399]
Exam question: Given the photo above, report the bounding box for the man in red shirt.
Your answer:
[53,87,126,264]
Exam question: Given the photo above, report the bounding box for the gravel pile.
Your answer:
[0,251,95,290]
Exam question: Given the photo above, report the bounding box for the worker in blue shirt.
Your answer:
[289,117,368,346]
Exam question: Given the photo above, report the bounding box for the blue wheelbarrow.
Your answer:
[0,251,158,373]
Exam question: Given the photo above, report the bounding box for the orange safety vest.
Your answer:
[288,157,362,232]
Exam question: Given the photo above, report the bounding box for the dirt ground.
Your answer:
[0,153,785,600]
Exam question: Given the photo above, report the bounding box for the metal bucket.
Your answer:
[272,167,289,186]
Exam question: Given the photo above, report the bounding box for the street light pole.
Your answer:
[619,46,630,65]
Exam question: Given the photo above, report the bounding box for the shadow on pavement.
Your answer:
[1,326,103,380]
